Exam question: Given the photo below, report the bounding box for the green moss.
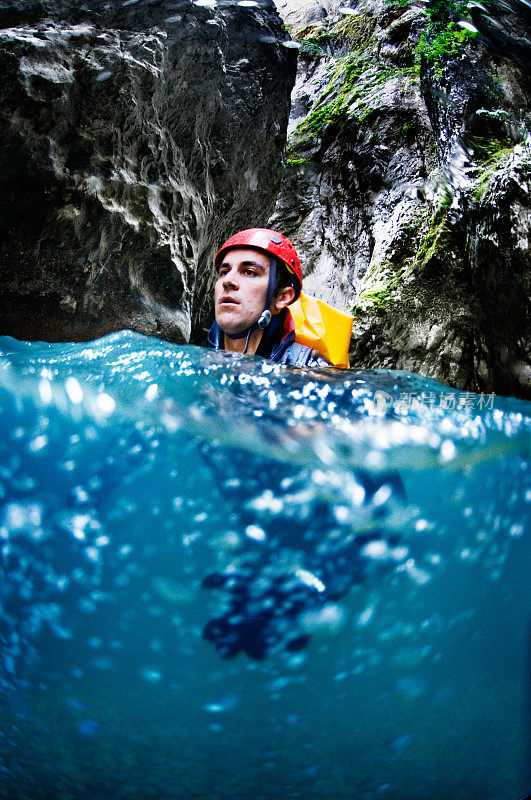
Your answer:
[299,41,328,58]
[330,13,377,51]
[297,99,347,135]
[296,24,330,43]
[293,51,415,142]
[352,262,398,316]
[295,14,377,55]
[285,138,312,167]
[352,247,415,316]
[472,144,516,201]
[352,195,455,317]
[386,0,478,74]
[467,134,527,202]
[289,7,420,147]
[468,135,511,160]
[286,151,309,167]
[295,24,334,57]
[411,194,453,272]
[415,23,477,75]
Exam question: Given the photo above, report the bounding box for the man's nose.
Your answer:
[222,270,238,289]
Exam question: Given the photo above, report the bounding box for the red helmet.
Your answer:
[214,228,302,297]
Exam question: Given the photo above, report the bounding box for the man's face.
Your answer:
[214,247,270,335]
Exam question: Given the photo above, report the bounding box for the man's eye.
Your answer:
[245,269,258,276]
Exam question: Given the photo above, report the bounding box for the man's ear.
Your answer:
[271,286,296,313]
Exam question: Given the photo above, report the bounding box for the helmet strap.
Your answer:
[241,328,253,355]
[225,257,278,343]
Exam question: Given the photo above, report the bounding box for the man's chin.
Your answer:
[215,314,252,337]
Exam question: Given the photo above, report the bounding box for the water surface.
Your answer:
[0,331,529,800]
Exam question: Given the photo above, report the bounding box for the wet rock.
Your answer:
[0,0,297,343]
[272,0,530,398]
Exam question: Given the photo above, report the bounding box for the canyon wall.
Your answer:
[271,0,531,398]
[0,0,296,343]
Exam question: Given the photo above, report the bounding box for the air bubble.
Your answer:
[245,525,266,542]
[140,669,162,683]
[65,378,83,404]
[357,604,375,627]
[372,484,393,506]
[203,695,238,713]
[38,380,52,404]
[440,439,457,462]
[300,604,344,634]
[96,393,115,414]
[361,540,389,560]
[145,384,158,401]
[93,657,113,671]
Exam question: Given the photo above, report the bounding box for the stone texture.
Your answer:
[0,0,297,343]
[271,0,531,398]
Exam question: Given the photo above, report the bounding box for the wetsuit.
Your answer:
[207,308,329,368]
[201,455,406,660]
[202,314,406,659]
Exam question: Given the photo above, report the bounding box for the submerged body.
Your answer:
[0,331,529,800]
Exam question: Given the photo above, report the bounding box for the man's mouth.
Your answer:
[218,296,239,306]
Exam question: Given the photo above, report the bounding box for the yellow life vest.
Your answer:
[290,291,353,369]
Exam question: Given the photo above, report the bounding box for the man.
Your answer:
[207,228,329,367]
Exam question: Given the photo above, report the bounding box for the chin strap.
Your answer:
[226,257,277,353]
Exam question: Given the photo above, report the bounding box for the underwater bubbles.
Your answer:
[140,668,163,683]
[0,333,529,799]
[65,377,83,405]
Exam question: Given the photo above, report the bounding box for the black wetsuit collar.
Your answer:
[256,308,288,358]
[207,308,294,362]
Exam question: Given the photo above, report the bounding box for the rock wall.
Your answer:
[0,0,297,343]
[271,0,531,398]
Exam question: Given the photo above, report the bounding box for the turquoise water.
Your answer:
[0,330,529,800]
